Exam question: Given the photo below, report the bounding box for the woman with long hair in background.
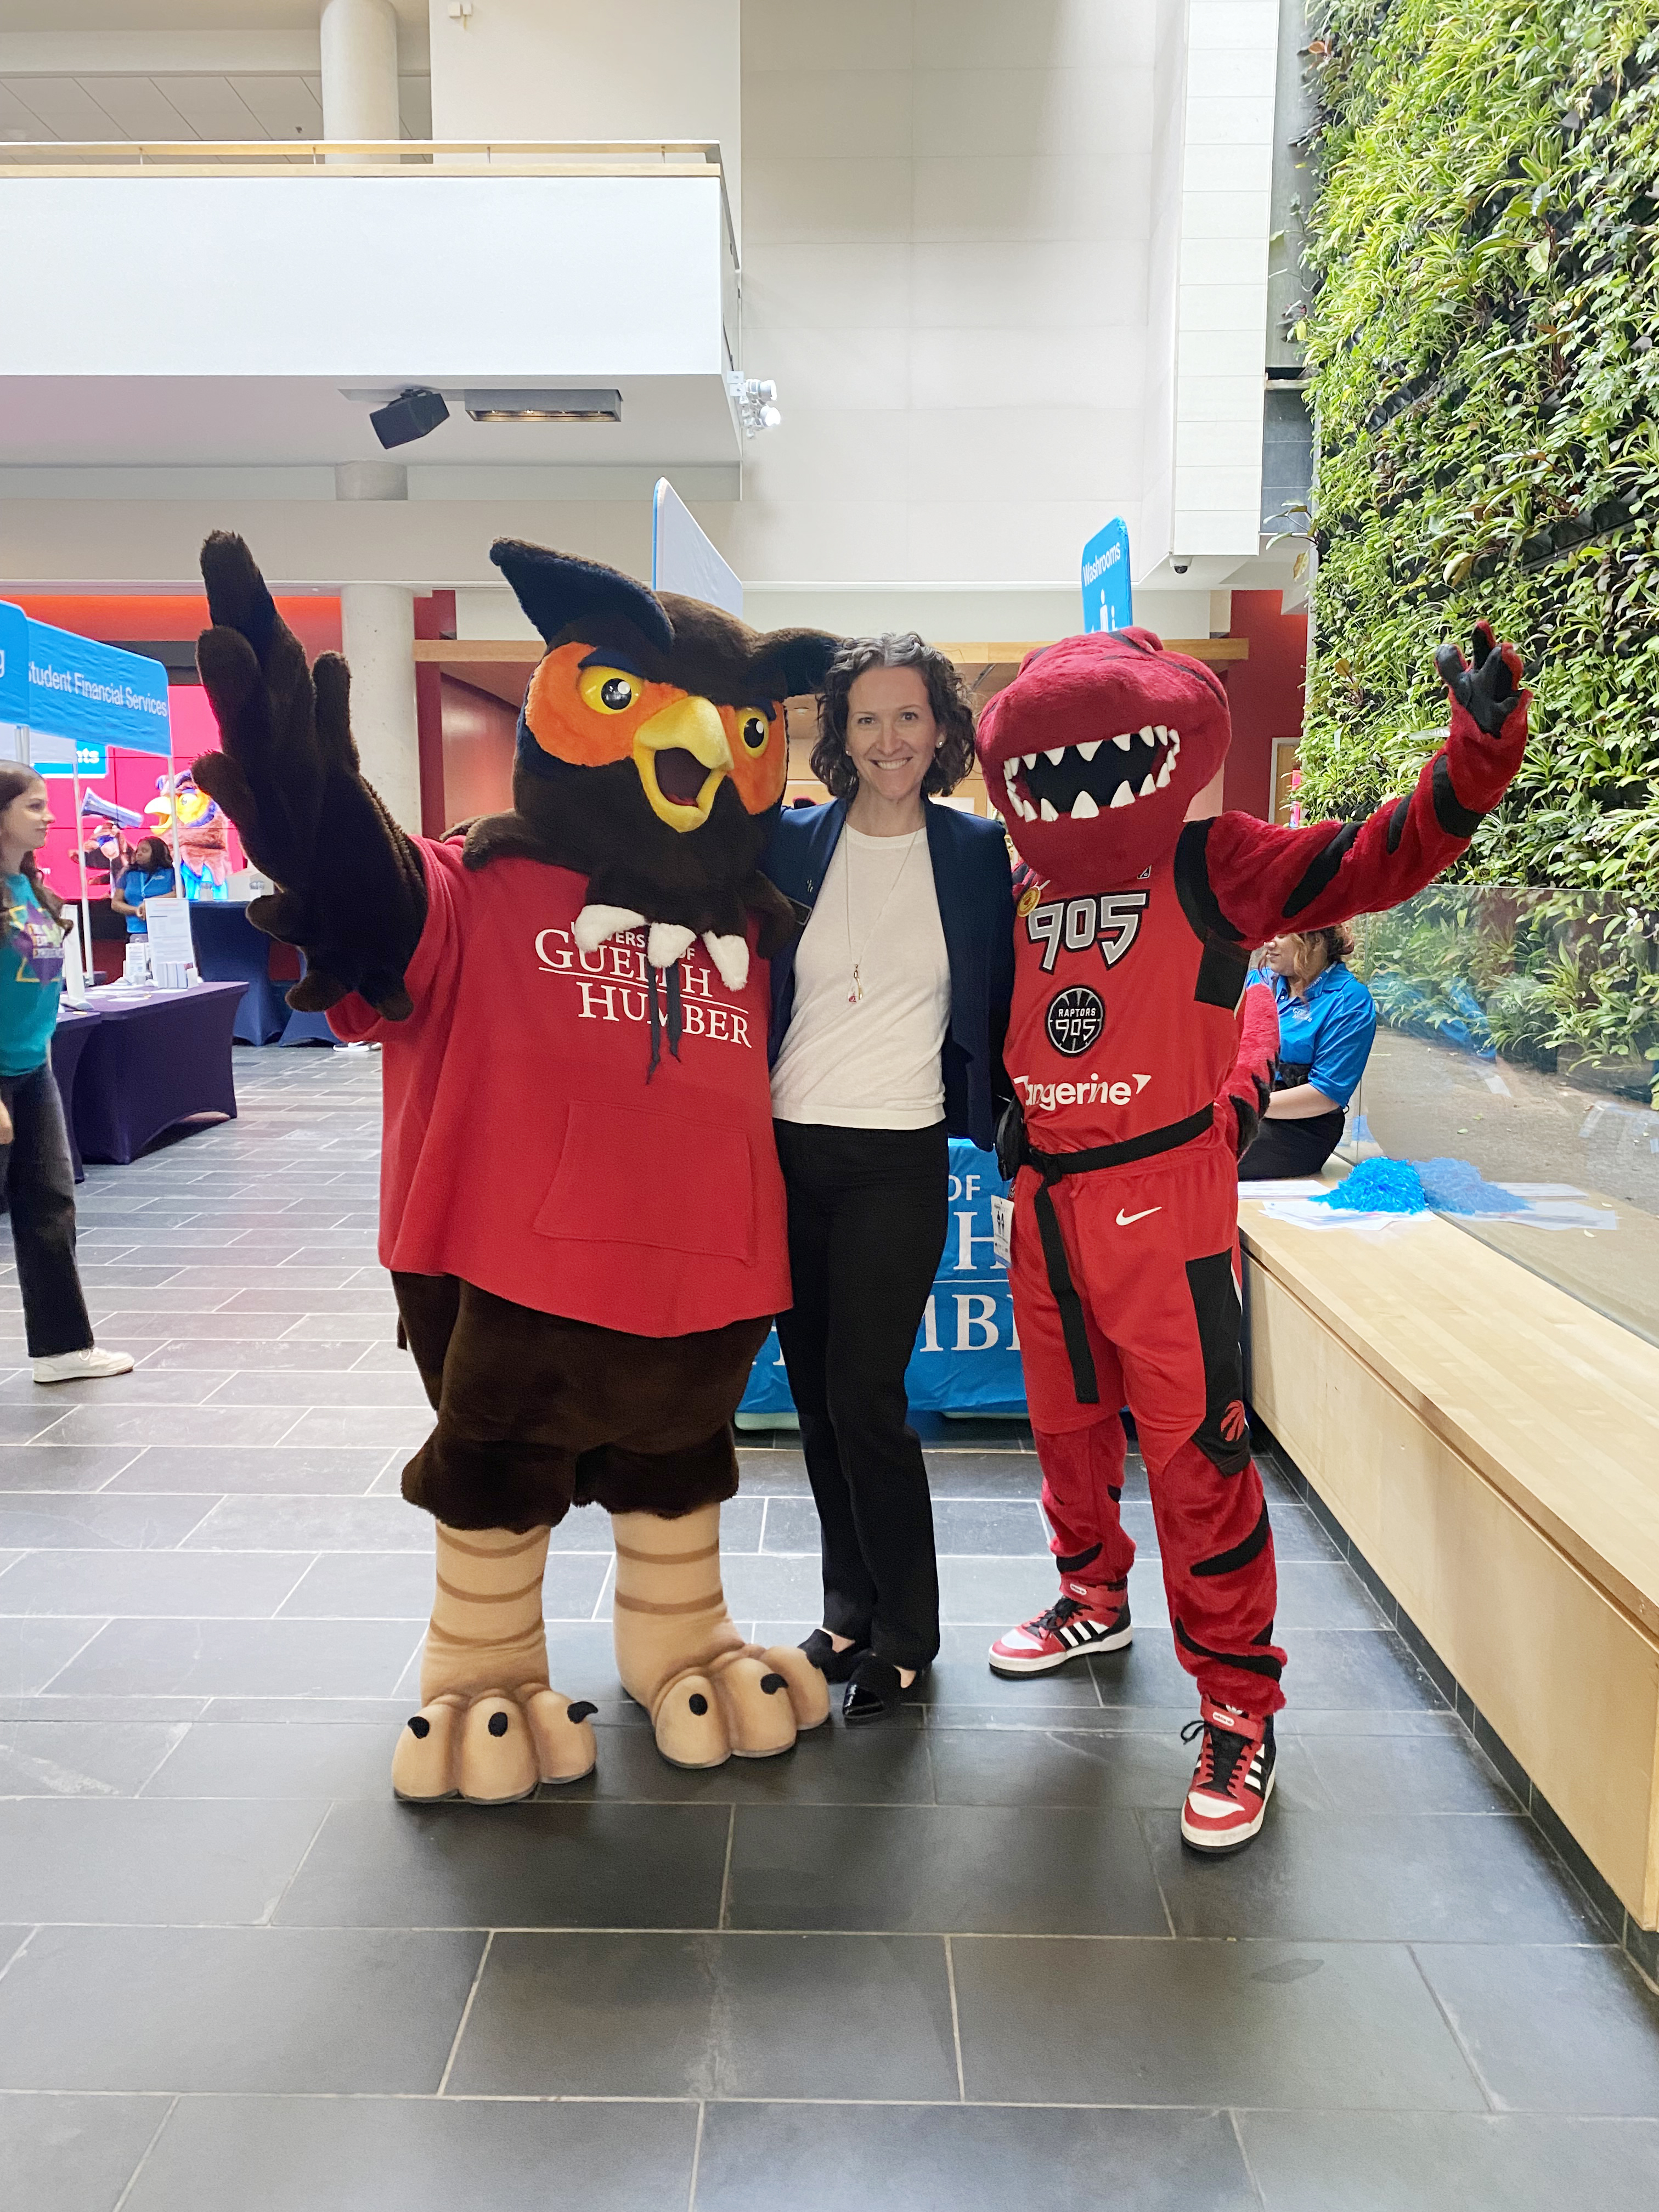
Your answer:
[0,764,133,1384]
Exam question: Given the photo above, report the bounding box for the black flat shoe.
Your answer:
[842,1654,929,1725]
[800,1629,869,1685]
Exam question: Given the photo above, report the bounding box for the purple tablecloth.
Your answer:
[72,980,249,1166]
[49,1006,102,1183]
[189,902,291,1045]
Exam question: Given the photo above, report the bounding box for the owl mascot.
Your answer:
[193,533,837,1799]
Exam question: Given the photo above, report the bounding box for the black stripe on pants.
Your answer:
[1,1063,93,1359]
[772,1119,947,1672]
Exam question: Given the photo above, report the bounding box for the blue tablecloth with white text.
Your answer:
[740,1137,1026,1417]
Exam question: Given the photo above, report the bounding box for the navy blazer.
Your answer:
[763,797,1015,1151]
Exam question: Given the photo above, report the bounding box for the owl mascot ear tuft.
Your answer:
[748,628,841,702]
[489,538,675,656]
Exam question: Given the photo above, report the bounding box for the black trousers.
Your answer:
[773,1120,949,1672]
[1,1064,93,1359]
[1238,1107,1346,1180]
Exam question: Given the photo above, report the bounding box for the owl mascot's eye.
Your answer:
[740,711,770,753]
[579,667,639,714]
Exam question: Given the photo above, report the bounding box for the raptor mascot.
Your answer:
[193,532,837,1800]
[977,621,1528,1852]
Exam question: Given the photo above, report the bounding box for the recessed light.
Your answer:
[463,388,622,423]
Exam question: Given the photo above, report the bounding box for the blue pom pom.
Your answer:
[1312,1159,1427,1214]
[1410,1157,1520,1215]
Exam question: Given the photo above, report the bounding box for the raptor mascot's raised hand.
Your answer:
[194,532,837,1799]
[977,620,1528,1854]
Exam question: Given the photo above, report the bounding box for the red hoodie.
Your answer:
[329,839,789,1338]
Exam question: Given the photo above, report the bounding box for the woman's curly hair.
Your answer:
[811,633,977,801]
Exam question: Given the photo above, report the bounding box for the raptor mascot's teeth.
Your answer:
[1000,723,1183,823]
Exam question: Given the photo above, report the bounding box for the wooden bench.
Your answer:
[1240,1198,1659,1936]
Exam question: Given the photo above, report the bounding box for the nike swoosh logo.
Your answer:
[1115,1206,1161,1226]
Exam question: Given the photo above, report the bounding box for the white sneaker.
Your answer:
[32,1347,136,1385]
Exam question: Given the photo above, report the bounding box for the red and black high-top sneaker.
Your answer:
[1180,1695,1276,1851]
[988,1581,1132,1677]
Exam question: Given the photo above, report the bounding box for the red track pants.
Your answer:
[1009,1130,1286,1717]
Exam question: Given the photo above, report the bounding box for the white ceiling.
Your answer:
[0,2,429,34]
[0,70,431,141]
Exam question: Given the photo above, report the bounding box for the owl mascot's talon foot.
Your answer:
[524,1688,599,1785]
[651,1669,733,1769]
[755,1644,832,1731]
[710,1650,806,1759]
[458,1691,542,1803]
[613,1503,809,1769]
[391,1695,465,1801]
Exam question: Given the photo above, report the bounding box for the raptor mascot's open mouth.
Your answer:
[998,721,1184,823]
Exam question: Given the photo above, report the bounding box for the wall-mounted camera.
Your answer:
[1171,556,1192,574]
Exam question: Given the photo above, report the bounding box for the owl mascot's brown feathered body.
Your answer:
[194,533,838,1797]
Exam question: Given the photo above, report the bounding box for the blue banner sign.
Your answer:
[741,1139,1026,1420]
[27,619,172,776]
[1081,517,1133,634]
[0,601,28,763]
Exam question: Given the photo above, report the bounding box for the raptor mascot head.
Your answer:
[975,627,1230,888]
[467,540,838,952]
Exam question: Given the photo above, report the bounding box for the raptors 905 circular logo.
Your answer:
[1045,985,1104,1057]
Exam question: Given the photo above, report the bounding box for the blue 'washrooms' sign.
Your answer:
[1081,517,1133,633]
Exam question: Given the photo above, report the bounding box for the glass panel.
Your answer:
[1346,885,1659,1346]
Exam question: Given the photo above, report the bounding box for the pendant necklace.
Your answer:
[844,828,919,1004]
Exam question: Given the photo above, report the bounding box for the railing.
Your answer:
[0,139,724,174]
[0,138,741,277]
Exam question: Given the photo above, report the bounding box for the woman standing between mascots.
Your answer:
[765,638,1014,1724]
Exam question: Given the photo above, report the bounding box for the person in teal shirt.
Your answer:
[0,765,133,1385]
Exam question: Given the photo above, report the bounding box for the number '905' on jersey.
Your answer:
[1006,826,1248,1154]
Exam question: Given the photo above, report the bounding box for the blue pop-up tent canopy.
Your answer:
[0,605,181,974]
[0,601,28,764]
[24,618,173,777]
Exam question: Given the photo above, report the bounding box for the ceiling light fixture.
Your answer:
[369,387,450,449]
[463,389,622,423]
[727,375,782,437]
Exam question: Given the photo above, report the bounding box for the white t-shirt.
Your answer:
[770,822,951,1130]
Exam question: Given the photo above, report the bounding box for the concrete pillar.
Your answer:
[340,583,422,833]
[320,0,401,143]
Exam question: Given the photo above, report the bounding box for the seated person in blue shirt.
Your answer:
[111,837,177,939]
[1238,924,1378,1181]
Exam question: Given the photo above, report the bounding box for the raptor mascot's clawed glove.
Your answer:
[975,619,1527,1755]
[194,532,840,1798]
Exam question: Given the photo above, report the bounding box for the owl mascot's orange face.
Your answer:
[476,540,838,952]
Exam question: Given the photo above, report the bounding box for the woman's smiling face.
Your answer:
[843,665,938,810]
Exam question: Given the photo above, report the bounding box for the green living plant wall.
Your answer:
[1298,0,1659,1075]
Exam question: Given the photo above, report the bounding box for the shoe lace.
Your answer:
[1181,1711,1249,1797]
[1029,1595,1086,1640]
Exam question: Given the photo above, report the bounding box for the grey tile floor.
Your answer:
[2,1048,1658,2209]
